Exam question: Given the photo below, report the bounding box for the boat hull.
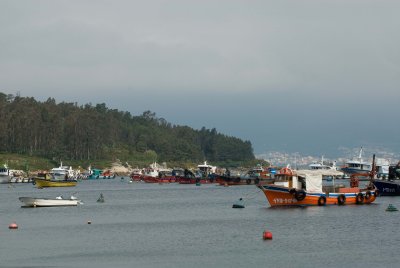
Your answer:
[177,176,215,184]
[216,175,273,186]
[0,176,11,184]
[19,197,80,207]
[34,178,77,188]
[373,180,400,196]
[258,184,377,207]
[340,167,370,176]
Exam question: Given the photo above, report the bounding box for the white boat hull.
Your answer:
[19,197,80,207]
[0,175,11,184]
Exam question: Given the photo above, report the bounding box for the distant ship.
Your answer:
[309,156,337,171]
[340,148,390,177]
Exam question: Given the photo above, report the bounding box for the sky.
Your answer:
[1,0,400,157]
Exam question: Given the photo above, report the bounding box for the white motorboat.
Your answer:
[341,148,371,175]
[50,161,76,180]
[341,147,389,177]
[19,195,82,207]
[309,156,338,171]
[0,164,11,184]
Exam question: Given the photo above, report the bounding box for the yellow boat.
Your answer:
[33,174,77,188]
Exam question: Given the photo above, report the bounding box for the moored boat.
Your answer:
[84,166,103,179]
[32,174,77,188]
[50,161,76,180]
[372,162,400,196]
[19,195,82,207]
[0,164,11,184]
[258,168,378,207]
[33,178,77,187]
[340,147,372,176]
[217,165,275,186]
[177,169,215,184]
[340,148,390,178]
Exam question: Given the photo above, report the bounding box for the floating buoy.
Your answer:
[97,193,104,203]
[263,230,273,240]
[386,204,398,212]
[9,222,18,230]
[232,198,245,208]
[87,220,92,224]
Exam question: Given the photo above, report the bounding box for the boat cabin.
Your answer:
[197,161,216,176]
[346,161,371,170]
[0,166,10,176]
[273,171,322,193]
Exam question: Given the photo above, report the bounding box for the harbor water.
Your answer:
[1,179,400,268]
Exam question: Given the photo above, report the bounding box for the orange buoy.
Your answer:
[263,230,272,240]
[9,222,18,230]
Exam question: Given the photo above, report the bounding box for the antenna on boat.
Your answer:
[358,147,363,160]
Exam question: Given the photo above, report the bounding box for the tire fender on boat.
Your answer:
[356,193,364,204]
[317,196,326,206]
[373,189,379,197]
[289,188,296,195]
[254,178,260,184]
[295,190,306,201]
[365,191,372,201]
[246,179,251,185]
[337,194,346,205]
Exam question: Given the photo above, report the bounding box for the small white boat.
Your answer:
[0,164,11,184]
[19,195,82,207]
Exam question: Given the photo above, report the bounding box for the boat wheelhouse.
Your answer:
[50,162,75,180]
[197,161,216,177]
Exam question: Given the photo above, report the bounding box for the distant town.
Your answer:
[257,147,400,168]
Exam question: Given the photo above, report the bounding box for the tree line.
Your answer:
[0,93,255,166]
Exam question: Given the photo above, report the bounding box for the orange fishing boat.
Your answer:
[258,167,378,207]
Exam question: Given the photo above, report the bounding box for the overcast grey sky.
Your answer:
[1,0,399,156]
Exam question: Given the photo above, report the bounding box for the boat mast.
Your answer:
[358,147,363,162]
[370,154,376,180]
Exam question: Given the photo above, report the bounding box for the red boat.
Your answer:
[217,165,274,186]
[177,169,215,184]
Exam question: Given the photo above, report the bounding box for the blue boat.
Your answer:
[373,164,400,196]
[373,180,400,196]
[85,167,103,179]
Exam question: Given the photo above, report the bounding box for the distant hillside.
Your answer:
[0,92,255,167]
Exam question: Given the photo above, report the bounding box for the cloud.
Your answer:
[1,0,399,155]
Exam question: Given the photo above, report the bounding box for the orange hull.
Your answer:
[259,185,377,207]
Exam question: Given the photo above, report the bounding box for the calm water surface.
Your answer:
[1,179,399,268]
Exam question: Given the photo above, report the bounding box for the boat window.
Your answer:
[298,176,306,190]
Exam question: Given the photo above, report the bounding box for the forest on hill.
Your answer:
[0,92,257,168]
